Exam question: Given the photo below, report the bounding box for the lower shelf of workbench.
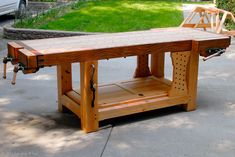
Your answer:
[62,76,189,121]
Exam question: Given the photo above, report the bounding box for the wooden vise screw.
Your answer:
[3,57,13,79]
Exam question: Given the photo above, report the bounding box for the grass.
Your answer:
[15,0,184,33]
[183,0,213,4]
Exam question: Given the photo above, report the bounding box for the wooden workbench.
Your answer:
[6,28,231,133]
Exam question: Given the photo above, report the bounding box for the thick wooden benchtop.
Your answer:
[8,27,231,70]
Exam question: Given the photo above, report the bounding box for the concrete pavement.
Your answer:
[0,39,235,157]
[1,4,235,157]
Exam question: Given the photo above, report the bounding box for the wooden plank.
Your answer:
[187,12,197,23]
[180,12,194,27]
[211,13,215,31]
[215,12,220,32]
[41,40,193,67]
[99,95,189,121]
[18,49,38,71]
[61,95,81,118]
[80,61,98,133]
[74,76,171,107]
[150,76,172,86]
[66,90,81,104]
[119,77,170,97]
[182,41,199,111]
[216,12,228,34]
[182,23,215,28]
[198,38,231,57]
[198,12,206,31]
[7,42,23,64]
[169,51,190,97]
[134,54,151,78]
[151,52,165,78]
[98,77,170,106]
[57,63,72,112]
[194,16,206,29]
[222,31,235,36]
[16,28,228,54]
[99,93,167,109]
[98,84,138,105]
[114,83,136,94]
[204,13,210,23]
[8,28,230,71]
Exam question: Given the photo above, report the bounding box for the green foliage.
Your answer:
[217,0,235,30]
[15,0,183,33]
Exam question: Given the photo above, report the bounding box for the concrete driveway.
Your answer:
[0,37,235,157]
[0,4,235,157]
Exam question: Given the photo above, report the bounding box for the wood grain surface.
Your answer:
[8,27,231,70]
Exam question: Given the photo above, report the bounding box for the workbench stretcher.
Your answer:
[4,28,231,133]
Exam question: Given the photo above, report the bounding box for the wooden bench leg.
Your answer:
[151,52,165,78]
[80,61,98,133]
[183,42,200,111]
[169,51,190,97]
[134,54,151,78]
[168,49,198,111]
[57,63,72,112]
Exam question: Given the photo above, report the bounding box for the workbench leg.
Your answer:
[151,52,165,78]
[57,63,72,112]
[169,51,190,97]
[134,54,151,78]
[183,42,200,111]
[80,61,98,133]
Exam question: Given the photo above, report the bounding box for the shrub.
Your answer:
[217,0,235,30]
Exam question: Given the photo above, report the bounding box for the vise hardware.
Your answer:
[3,56,13,79]
[90,64,96,108]
[203,48,226,61]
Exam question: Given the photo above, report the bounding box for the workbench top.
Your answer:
[15,28,229,55]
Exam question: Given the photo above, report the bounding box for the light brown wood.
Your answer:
[180,12,195,27]
[98,77,170,105]
[211,13,215,31]
[182,23,215,28]
[7,42,23,64]
[180,6,235,36]
[61,95,81,118]
[4,27,232,133]
[216,12,228,34]
[66,90,81,104]
[183,41,200,111]
[151,52,165,78]
[80,61,98,133]
[7,28,230,73]
[222,30,235,36]
[169,51,190,97]
[99,94,167,110]
[134,54,151,78]
[57,63,72,112]
[99,95,189,121]
[74,76,170,107]
[215,12,220,31]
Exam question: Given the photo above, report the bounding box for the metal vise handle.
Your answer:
[203,48,226,61]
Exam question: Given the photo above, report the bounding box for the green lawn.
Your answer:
[16,0,184,32]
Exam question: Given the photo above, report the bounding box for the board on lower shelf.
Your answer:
[63,76,189,121]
